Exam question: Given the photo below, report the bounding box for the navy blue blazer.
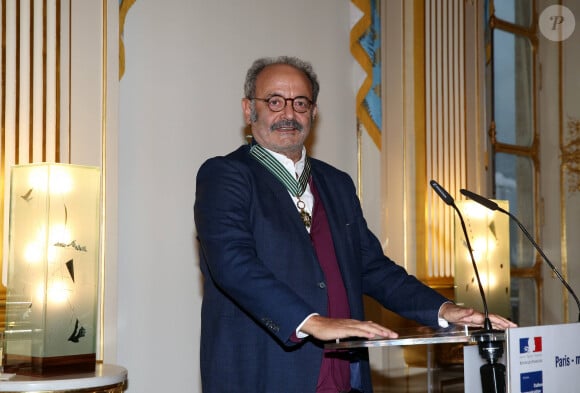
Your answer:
[194,144,448,393]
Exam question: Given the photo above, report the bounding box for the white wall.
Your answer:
[118,1,357,391]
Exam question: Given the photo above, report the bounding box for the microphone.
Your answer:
[461,188,580,323]
[430,180,492,330]
[430,180,506,393]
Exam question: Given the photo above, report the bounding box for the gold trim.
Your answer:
[98,0,108,363]
[401,0,408,271]
[29,1,34,160]
[491,17,538,44]
[414,0,427,279]
[0,381,126,393]
[559,33,568,322]
[56,0,61,162]
[1,0,7,301]
[42,0,47,161]
[119,0,136,79]
[562,119,580,192]
[15,0,20,163]
[350,0,382,150]
[68,0,72,163]
[356,122,362,199]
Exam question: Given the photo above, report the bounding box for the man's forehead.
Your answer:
[255,64,312,93]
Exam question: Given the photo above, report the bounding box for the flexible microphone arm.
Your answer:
[430,180,492,331]
[460,188,580,323]
[432,181,506,393]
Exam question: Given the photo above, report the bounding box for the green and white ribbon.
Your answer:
[249,144,311,197]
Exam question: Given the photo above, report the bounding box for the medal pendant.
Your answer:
[296,199,311,228]
[300,209,312,228]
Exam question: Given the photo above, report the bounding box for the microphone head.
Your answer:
[460,189,499,211]
[430,180,455,206]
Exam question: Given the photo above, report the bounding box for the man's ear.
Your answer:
[312,104,318,121]
[242,98,252,124]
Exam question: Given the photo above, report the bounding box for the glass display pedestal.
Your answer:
[0,363,127,392]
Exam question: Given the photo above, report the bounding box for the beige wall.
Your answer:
[119,1,357,391]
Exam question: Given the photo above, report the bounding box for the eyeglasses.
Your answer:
[251,95,314,113]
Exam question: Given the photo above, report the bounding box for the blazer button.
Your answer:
[318,282,326,289]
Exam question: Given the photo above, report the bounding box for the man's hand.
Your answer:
[439,303,517,330]
[299,315,399,341]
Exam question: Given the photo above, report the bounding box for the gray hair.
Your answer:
[243,56,320,103]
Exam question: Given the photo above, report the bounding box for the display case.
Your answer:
[4,163,101,376]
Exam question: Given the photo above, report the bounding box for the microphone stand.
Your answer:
[460,188,580,323]
[430,180,506,393]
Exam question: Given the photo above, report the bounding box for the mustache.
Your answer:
[270,119,304,132]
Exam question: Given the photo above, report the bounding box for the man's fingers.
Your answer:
[303,316,398,341]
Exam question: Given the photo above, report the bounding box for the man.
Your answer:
[194,56,515,393]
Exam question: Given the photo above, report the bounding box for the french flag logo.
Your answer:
[520,337,542,353]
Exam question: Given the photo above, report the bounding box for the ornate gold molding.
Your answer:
[119,0,137,79]
[562,118,580,193]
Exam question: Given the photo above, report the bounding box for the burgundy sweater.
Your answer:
[310,180,352,393]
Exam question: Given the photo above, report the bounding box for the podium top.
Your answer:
[325,325,506,350]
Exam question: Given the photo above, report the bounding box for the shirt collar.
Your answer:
[262,146,307,177]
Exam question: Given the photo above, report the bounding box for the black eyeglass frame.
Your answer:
[250,95,314,113]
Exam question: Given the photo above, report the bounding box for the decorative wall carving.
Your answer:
[562,118,580,193]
